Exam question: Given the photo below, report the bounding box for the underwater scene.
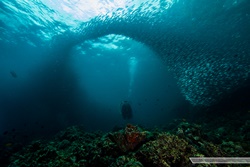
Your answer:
[0,0,250,166]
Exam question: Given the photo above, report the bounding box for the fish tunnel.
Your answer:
[0,0,249,136]
[50,0,250,131]
[0,0,250,166]
[62,0,250,107]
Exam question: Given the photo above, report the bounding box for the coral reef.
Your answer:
[108,124,152,152]
[9,120,247,167]
[136,133,200,167]
[7,110,250,167]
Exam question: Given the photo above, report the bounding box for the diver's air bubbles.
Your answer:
[128,56,138,97]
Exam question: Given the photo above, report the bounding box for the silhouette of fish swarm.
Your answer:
[75,0,250,106]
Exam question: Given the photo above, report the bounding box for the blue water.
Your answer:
[0,0,249,134]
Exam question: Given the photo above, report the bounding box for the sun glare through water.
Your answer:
[42,0,129,22]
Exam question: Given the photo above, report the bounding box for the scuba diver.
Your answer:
[120,101,133,120]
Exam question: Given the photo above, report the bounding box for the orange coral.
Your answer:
[109,124,149,152]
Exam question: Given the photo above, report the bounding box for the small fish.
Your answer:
[10,71,17,78]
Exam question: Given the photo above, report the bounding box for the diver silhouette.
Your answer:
[120,101,133,120]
